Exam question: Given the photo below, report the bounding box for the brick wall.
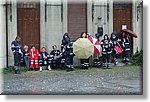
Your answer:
[68,3,87,41]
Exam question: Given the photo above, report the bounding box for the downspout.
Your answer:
[5,1,8,67]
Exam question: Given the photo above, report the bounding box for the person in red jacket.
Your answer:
[29,45,39,70]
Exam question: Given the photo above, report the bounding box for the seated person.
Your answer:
[48,45,62,69]
[39,47,51,71]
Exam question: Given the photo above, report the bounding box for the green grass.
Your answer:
[1,66,27,75]
[1,65,142,76]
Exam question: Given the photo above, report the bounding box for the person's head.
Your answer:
[111,32,117,38]
[15,36,21,42]
[86,33,91,38]
[80,32,87,38]
[52,45,57,51]
[23,45,28,51]
[104,34,109,40]
[122,32,126,37]
[31,45,35,50]
[63,33,70,39]
[41,47,46,52]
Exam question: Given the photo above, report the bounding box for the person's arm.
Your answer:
[29,50,32,58]
[109,40,113,47]
[44,52,49,59]
[126,36,130,43]
[11,41,18,53]
[100,40,104,48]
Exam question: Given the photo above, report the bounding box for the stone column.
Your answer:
[108,0,113,35]
[0,3,6,68]
[40,0,46,48]
[8,0,17,66]
[87,0,93,35]
[132,0,143,53]
[46,0,63,52]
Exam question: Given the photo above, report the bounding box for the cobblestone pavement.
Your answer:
[1,65,142,95]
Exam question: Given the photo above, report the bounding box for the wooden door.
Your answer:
[17,3,40,50]
[68,1,87,41]
[113,2,133,54]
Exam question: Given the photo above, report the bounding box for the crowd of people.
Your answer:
[11,32,130,74]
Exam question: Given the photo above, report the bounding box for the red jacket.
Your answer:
[29,49,39,59]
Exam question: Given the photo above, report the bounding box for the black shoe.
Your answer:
[67,69,71,72]
[15,70,21,74]
[29,68,34,71]
[15,70,18,74]
[103,66,106,69]
[35,68,39,71]
[107,65,111,69]
[67,68,74,72]
[114,61,118,65]
[70,68,74,71]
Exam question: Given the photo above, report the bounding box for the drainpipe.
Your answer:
[5,1,8,67]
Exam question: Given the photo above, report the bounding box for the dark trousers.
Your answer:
[111,50,118,64]
[66,56,73,66]
[111,50,117,59]
[102,53,110,65]
[13,52,21,70]
[122,49,128,58]
[80,59,89,64]
[80,59,89,68]
[50,58,61,69]
[64,49,74,70]
[122,48,129,63]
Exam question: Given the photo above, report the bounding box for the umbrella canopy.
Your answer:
[73,38,94,59]
[88,36,101,56]
[121,29,137,38]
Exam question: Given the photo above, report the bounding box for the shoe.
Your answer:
[15,70,21,74]
[107,65,111,69]
[103,66,107,69]
[35,68,39,71]
[40,67,42,72]
[48,65,52,71]
[115,61,118,65]
[66,69,71,72]
[29,68,33,71]
[70,68,74,71]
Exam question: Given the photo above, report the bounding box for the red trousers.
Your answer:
[30,57,39,68]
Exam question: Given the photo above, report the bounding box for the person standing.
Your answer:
[120,32,130,64]
[22,45,30,71]
[11,36,22,74]
[61,33,74,72]
[29,45,39,71]
[80,32,90,69]
[101,34,113,69]
[92,34,101,67]
[110,32,120,65]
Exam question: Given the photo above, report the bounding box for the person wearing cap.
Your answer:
[39,47,51,72]
[101,34,113,68]
[49,45,61,69]
[11,36,22,74]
